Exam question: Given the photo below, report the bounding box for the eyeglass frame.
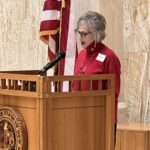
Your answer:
[75,29,92,38]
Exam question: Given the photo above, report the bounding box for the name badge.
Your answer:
[96,53,106,62]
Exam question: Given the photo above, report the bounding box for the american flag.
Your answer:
[39,0,76,76]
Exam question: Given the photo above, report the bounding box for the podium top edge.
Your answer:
[0,73,115,80]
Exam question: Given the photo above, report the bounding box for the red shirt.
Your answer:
[72,42,121,122]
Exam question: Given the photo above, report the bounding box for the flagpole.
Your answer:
[56,0,66,77]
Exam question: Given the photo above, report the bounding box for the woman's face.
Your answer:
[76,24,95,48]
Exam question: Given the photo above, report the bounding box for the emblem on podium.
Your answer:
[0,107,28,150]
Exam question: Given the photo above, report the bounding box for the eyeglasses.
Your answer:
[75,30,92,38]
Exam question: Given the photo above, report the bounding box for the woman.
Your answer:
[72,11,121,142]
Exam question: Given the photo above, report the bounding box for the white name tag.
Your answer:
[96,53,106,62]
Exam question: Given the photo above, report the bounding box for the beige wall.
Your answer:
[123,0,150,123]
[0,0,149,123]
[0,0,47,71]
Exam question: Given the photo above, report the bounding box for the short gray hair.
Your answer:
[76,11,106,42]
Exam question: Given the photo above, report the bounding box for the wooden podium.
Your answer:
[0,70,115,150]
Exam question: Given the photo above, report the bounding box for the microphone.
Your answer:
[35,51,65,75]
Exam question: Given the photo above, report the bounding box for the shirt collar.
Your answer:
[85,41,105,54]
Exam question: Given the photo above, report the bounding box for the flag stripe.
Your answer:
[48,35,56,54]
[64,0,76,75]
[40,20,59,31]
[48,47,56,60]
[41,10,60,21]
[43,0,61,10]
